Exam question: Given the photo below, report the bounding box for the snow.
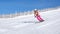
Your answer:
[0,8,60,34]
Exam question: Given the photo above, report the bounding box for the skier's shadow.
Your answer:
[22,21,40,23]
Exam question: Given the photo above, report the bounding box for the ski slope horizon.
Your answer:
[0,6,60,18]
[0,8,60,34]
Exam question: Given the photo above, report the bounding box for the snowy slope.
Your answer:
[0,8,60,34]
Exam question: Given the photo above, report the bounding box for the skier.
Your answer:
[34,9,44,22]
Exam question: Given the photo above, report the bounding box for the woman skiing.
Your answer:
[34,9,44,22]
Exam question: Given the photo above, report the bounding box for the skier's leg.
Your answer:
[37,16,44,22]
[39,16,43,20]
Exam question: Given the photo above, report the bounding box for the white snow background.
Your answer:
[0,8,60,34]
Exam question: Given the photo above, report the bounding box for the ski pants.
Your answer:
[36,15,43,21]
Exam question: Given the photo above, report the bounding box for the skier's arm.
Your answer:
[34,14,36,17]
[34,13,36,17]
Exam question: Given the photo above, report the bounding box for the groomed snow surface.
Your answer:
[0,8,60,34]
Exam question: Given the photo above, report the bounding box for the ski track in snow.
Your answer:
[0,8,60,34]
